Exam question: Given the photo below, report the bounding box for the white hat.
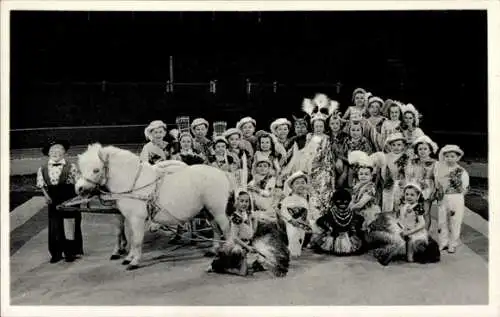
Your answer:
[403,182,423,195]
[413,135,439,154]
[352,88,367,102]
[223,128,242,139]
[439,144,464,162]
[384,132,406,149]
[213,135,228,145]
[285,171,310,189]
[382,100,403,118]
[400,103,421,127]
[236,117,256,130]
[251,152,273,177]
[367,96,384,108]
[190,118,209,133]
[270,118,292,136]
[348,150,373,168]
[144,120,167,141]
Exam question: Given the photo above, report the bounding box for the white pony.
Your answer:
[75,143,232,270]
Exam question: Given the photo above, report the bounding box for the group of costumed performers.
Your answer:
[133,86,469,276]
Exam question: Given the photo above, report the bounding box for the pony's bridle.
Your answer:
[82,148,157,197]
[81,148,111,188]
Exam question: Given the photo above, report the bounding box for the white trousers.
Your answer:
[437,194,465,249]
[285,222,306,258]
[382,184,402,213]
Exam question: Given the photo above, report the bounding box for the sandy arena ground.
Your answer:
[9,200,488,306]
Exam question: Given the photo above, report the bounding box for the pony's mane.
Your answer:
[79,143,139,162]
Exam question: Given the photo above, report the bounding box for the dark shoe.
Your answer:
[50,256,63,264]
[65,255,76,262]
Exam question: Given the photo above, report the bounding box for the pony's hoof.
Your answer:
[118,249,128,255]
[110,254,121,260]
[126,264,140,271]
[122,259,131,265]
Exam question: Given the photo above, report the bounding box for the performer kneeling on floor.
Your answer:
[36,139,83,263]
[278,171,312,258]
[209,189,290,277]
[313,189,364,256]
[366,182,440,266]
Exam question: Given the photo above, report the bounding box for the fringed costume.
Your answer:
[351,180,381,231]
[314,189,364,255]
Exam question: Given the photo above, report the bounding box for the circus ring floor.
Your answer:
[9,199,488,306]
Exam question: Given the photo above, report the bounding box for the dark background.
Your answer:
[10,11,488,156]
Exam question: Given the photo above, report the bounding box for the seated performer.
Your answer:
[209,190,290,277]
[279,171,312,258]
[313,189,364,256]
[365,182,440,266]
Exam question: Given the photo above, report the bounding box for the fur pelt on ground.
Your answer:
[210,211,290,277]
[366,213,440,266]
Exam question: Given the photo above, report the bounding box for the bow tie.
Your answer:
[51,163,63,166]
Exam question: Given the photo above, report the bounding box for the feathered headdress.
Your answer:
[302,93,339,123]
[400,103,422,127]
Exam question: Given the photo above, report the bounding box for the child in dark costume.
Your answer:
[314,189,364,255]
[36,139,83,263]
